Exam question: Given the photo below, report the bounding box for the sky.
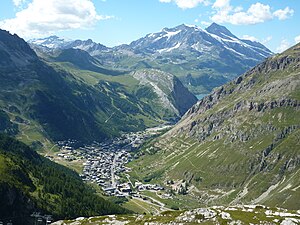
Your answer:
[0,0,299,53]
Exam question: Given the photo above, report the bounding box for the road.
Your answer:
[111,154,117,188]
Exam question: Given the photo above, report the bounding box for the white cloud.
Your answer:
[211,0,294,25]
[273,7,294,20]
[159,0,210,9]
[201,21,211,26]
[262,36,272,45]
[212,2,272,25]
[295,35,300,44]
[276,39,291,53]
[212,0,230,9]
[1,0,112,38]
[241,35,258,42]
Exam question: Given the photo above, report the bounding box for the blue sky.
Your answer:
[0,0,299,52]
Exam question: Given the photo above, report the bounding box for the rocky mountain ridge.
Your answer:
[128,43,300,210]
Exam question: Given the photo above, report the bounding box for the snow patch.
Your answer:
[157,42,181,53]
[163,30,181,39]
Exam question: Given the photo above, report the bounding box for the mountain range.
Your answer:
[128,43,300,209]
[1,22,299,224]
[0,29,196,146]
[29,23,273,95]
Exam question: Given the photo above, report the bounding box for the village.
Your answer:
[55,126,170,198]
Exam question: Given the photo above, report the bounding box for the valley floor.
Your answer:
[49,125,174,214]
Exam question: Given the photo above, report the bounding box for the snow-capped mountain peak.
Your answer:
[29,36,73,49]
[28,36,108,56]
[126,22,273,62]
[206,22,237,40]
[29,23,273,64]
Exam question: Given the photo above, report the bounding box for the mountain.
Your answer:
[0,134,128,225]
[128,23,271,59]
[55,48,123,75]
[30,23,273,95]
[128,43,300,209]
[29,35,72,48]
[29,35,108,56]
[0,29,196,146]
[122,23,273,94]
[131,69,197,117]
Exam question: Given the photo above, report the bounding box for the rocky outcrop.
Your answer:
[132,69,197,117]
[0,29,38,68]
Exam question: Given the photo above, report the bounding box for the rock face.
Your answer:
[29,23,273,95]
[0,30,38,67]
[131,43,300,209]
[131,69,197,117]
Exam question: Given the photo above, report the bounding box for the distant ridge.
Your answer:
[29,23,273,95]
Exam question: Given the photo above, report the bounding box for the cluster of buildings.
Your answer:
[55,128,168,197]
[135,182,164,192]
[81,149,132,189]
[55,136,173,200]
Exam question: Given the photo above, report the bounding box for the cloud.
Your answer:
[1,0,112,38]
[262,36,272,45]
[273,7,294,20]
[241,35,258,42]
[212,2,272,25]
[276,39,291,53]
[295,35,300,44]
[159,0,210,9]
[201,21,211,26]
[212,0,230,9]
[211,0,294,25]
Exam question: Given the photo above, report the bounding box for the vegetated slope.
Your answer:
[129,43,300,209]
[55,48,123,75]
[29,23,273,95]
[0,29,196,146]
[0,134,128,225]
[52,205,300,225]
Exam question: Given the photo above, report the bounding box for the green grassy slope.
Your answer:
[128,43,300,210]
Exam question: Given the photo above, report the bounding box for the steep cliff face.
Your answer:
[0,30,37,68]
[130,43,300,209]
[131,69,197,118]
